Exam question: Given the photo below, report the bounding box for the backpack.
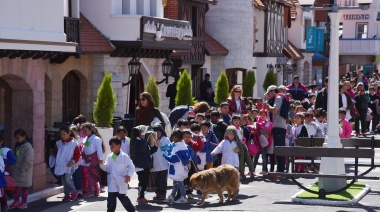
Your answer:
[278,94,290,120]
[168,105,190,128]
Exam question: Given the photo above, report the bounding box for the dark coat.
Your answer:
[315,88,328,111]
[339,92,353,110]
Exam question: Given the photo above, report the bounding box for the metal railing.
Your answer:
[64,17,80,43]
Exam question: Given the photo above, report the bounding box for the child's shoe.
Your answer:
[62,195,71,202]
[8,201,19,209]
[17,202,27,209]
[70,190,79,201]
[175,196,188,203]
[137,197,148,205]
[83,191,94,198]
[163,195,175,203]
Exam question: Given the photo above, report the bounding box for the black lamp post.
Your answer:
[156,57,173,85]
[122,56,141,87]
[275,64,282,72]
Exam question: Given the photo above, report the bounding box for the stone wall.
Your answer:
[0,58,46,190]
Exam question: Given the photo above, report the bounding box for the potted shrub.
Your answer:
[215,70,230,105]
[93,71,116,159]
[175,69,197,106]
[243,70,256,97]
[146,76,160,108]
[263,68,277,91]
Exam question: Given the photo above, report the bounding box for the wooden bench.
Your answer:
[294,136,380,176]
[270,146,379,198]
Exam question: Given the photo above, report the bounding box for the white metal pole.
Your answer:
[318,11,346,192]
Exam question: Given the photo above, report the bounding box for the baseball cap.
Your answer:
[264,85,277,96]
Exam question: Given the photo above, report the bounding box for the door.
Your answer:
[62,71,80,123]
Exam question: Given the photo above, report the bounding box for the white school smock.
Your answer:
[100,150,135,194]
[152,136,170,172]
[54,140,77,175]
[211,139,239,168]
[82,134,103,167]
[120,137,130,156]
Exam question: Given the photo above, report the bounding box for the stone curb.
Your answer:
[7,186,63,204]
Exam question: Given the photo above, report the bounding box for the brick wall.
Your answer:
[164,0,178,20]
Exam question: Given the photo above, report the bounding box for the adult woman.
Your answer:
[227,85,248,115]
[134,92,165,129]
[344,80,355,99]
[339,83,353,120]
[354,82,369,137]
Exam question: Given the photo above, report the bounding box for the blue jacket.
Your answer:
[133,137,153,169]
[0,146,16,166]
[163,141,190,181]
[202,131,218,162]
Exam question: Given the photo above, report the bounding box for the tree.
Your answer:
[93,71,117,127]
[215,70,230,105]
[175,70,197,106]
[263,68,277,91]
[242,70,256,97]
[146,76,160,108]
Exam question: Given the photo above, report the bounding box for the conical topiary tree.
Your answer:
[215,70,230,105]
[146,76,160,108]
[93,71,117,127]
[242,70,256,97]
[175,69,197,106]
[263,68,277,91]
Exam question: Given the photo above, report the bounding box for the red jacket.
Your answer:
[185,135,204,152]
[226,97,248,115]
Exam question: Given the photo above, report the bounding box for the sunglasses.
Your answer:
[139,98,146,101]
[234,91,242,93]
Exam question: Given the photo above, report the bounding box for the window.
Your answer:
[304,19,312,41]
[356,23,368,38]
[226,68,247,91]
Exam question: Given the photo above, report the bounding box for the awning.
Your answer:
[283,41,304,59]
[312,52,328,61]
[80,14,114,54]
[204,33,229,56]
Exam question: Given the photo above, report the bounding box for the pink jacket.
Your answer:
[339,119,352,138]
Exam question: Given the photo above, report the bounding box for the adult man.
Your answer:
[200,73,214,102]
[354,69,369,91]
[315,77,328,112]
[263,85,287,173]
[286,75,308,101]
[166,76,178,110]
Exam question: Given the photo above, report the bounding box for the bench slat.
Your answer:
[274,147,374,158]
[270,172,380,180]
[294,137,380,148]
[293,159,380,167]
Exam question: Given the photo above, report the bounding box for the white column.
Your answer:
[318,11,346,192]
[71,0,80,18]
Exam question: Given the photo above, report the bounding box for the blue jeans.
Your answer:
[170,180,186,197]
[272,127,286,172]
[62,168,76,195]
[73,165,83,190]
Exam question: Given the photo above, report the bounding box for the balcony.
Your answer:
[339,38,380,55]
[64,17,80,44]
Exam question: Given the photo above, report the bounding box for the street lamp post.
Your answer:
[298,0,372,192]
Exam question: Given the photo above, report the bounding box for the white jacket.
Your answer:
[167,141,189,181]
[54,140,77,175]
[152,136,170,172]
[100,150,135,194]
[211,139,239,168]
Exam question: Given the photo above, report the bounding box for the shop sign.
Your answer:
[343,14,370,20]
[143,19,192,40]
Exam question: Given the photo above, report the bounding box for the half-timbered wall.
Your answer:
[181,0,206,63]
[265,1,288,55]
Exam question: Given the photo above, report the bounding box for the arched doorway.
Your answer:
[0,75,33,148]
[62,71,80,123]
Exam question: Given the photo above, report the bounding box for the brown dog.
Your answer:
[189,164,240,205]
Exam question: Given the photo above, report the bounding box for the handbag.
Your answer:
[4,175,17,191]
[350,106,360,119]
[247,140,260,156]
[366,108,373,122]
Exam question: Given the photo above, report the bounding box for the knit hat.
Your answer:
[224,126,240,143]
